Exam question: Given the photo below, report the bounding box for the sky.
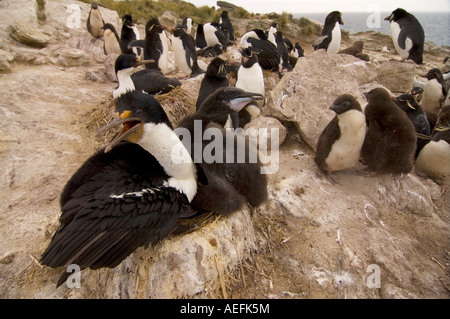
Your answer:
[183,0,450,13]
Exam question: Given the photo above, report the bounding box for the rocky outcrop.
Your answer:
[9,22,50,47]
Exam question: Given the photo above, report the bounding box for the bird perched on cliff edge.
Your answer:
[384,8,424,64]
[313,11,344,54]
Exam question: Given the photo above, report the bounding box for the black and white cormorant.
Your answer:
[113,54,180,98]
[40,91,198,287]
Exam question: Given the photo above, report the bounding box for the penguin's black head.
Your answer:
[425,68,444,82]
[411,86,424,96]
[199,87,264,115]
[206,57,228,78]
[172,26,186,38]
[394,93,421,112]
[221,11,229,18]
[326,11,344,25]
[434,105,450,133]
[122,14,133,23]
[114,54,154,74]
[330,94,362,115]
[270,22,278,29]
[240,47,259,68]
[384,8,408,22]
[98,91,172,152]
[146,18,164,34]
[91,3,98,9]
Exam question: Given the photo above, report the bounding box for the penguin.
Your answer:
[196,57,230,110]
[171,26,203,78]
[120,14,141,55]
[312,11,344,55]
[393,93,431,158]
[289,42,304,67]
[144,18,169,74]
[219,11,235,42]
[40,90,198,287]
[314,94,366,181]
[415,105,450,185]
[86,3,105,38]
[384,8,424,64]
[361,87,417,175]
[195,24,207,49]
[292,42,304,58]
[240,29,279,73]
[177,87,267,214]
[275,31,292,71]
[182,17,193,35]
[203,22,229,49]
[235,47,265,128]
[421,68,448,116]
[267,22,278,47]
[113,54,180,99]
[101,23,122,55]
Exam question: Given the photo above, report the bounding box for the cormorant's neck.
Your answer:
[138,122,197,201]
[114,68,136,98]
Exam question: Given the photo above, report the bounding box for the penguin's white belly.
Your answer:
[421,79,443,115]
[172,36,192,75]
[158,32,169,74]
[204,24,221,47]
[415,140,450,184]
[325,110,366,171]
[327,22,341,54]
[236,65,265,96]
[390,22,413,60]
[104,30,121,55]
[89,11,104,37]
[236,64,265,107]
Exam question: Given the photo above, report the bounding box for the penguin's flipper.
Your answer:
[312,35,329,50]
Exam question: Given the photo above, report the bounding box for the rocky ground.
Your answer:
[0,0,448,299]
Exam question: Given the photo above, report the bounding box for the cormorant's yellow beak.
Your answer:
[97,110,144,153]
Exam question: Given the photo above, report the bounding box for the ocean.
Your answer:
[293,12,450,47]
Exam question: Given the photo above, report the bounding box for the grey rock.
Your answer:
[9,22,50,48]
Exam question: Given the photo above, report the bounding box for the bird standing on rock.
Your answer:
[361,88,417,175]
[144,18,169,74]
[384,8,424,64]
[87,3,105,38]
[313,11,344,54]
[314,94,366,182]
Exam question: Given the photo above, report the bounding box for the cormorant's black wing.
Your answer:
[41,143,189,271]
